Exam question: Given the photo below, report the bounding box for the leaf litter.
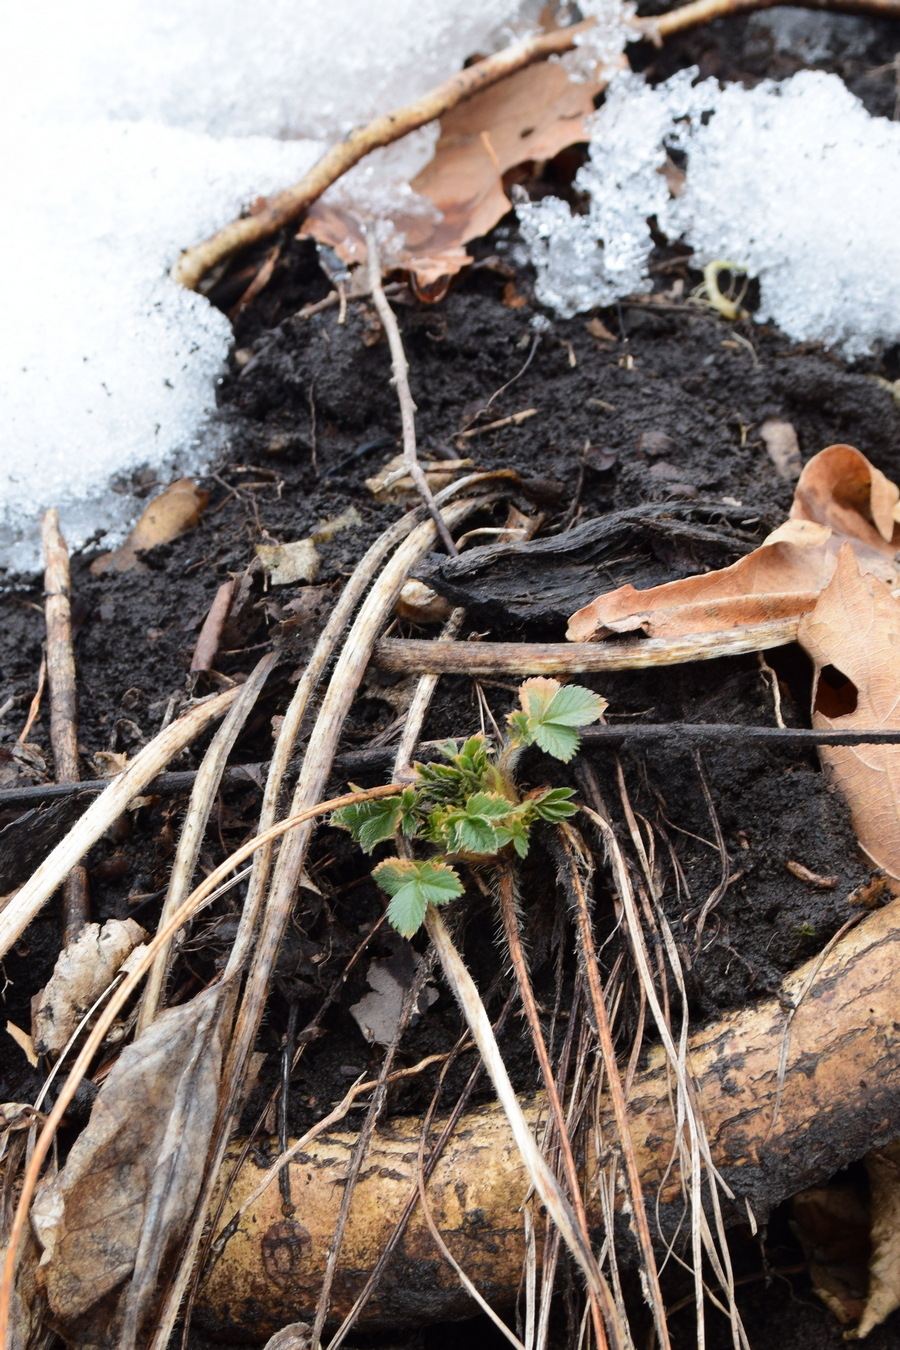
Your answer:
[31,984,223,1348]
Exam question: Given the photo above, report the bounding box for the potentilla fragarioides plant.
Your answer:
[332,677,606,936]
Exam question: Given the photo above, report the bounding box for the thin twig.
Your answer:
[170,22,594,291]
[554,828,671,1350]
[366,229,458,556]
[41,509,89,943]
[650,0,900,41]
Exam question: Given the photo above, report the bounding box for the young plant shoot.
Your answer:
[332,677,606,936]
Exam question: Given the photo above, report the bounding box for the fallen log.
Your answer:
[197,897,900,1337]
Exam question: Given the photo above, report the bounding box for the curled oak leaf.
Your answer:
[567,445,900,642]
[797,544,900,883]
[31,985,223,1349]
[304,57,605,293]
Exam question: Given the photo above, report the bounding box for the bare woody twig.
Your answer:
[41,509,89,944]
[170,22,594,291]
[373,624,799,674]
[5,722,900,810]
[366,229,458,556]
[651,0,900,40]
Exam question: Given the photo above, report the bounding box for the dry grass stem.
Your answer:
[41,508,90,942]
[137,652,276,1033]
[0,687,240,959]
[651,0,900,41]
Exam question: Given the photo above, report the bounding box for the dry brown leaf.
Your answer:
[304,57,605,291]
[5,1021,38,1068]
[791,1182,871,1327]
[32,918,147,1059]
[797,546,900,882]
[858,1141,900,1336]
[760,417,801,481]
[89,479,209,575]
[568,445,900,641]
[256,538,320,586]
[32,985,223,1349]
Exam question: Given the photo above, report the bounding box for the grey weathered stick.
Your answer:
[41,509,89,943]
[373,621,799,674]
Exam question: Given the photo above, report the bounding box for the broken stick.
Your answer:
[197,896,900,1336]
[41,509,89,943]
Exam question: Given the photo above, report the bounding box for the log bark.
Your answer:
[197,898,900,1337]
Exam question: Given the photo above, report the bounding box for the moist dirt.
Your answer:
[2,10,900,1349]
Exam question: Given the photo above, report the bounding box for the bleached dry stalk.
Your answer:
[0,687,239,959]
[149,488,504,1350]
[137,651,276,1033]
[40,509,90,943]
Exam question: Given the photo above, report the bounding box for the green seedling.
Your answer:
[332,677,606,937]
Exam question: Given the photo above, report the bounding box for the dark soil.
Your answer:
[1,8,899,1349]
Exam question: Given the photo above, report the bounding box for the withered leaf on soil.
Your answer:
[32,918,147,1059]
[797,545,900,882]
[567,445,900,641]
[31,985,223,1350]
[89,479,209,575]
[858,1140,900,1336]
[304,57,605,293]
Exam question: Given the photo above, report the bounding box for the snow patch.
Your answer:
[519,68,900,357]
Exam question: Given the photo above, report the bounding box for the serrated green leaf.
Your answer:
[373,858,464,938]
[465,791,514,820]
[532,786,579,821]
[530,721,580,761]
[541,683,607,728]
[454,816,500,854]
[518,676,562,720]
[332,796,402,852]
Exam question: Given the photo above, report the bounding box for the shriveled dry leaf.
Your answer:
[791,1182,871,1327]
[261,1324,313,1350]
[6,1021,37,1068]
[32,918,147,1059]
[760,418,801,481]
[90,479,209,575]
[257,506,362,585]
[366,454,471,502]
[305,57,605,292]
[858,1140,900,1336]
[568,445,900,641]
[32,985,223,1349]
[797,546,900,881]
[257,538,320,585]
[350,950,436,1047]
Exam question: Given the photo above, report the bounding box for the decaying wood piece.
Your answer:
[197,897,900,1337]
[373,622,799,676]
[41,510,90,944]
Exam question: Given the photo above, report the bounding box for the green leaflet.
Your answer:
[331,796,402,853]
[372,858,464,937]
[509,678,607,762]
